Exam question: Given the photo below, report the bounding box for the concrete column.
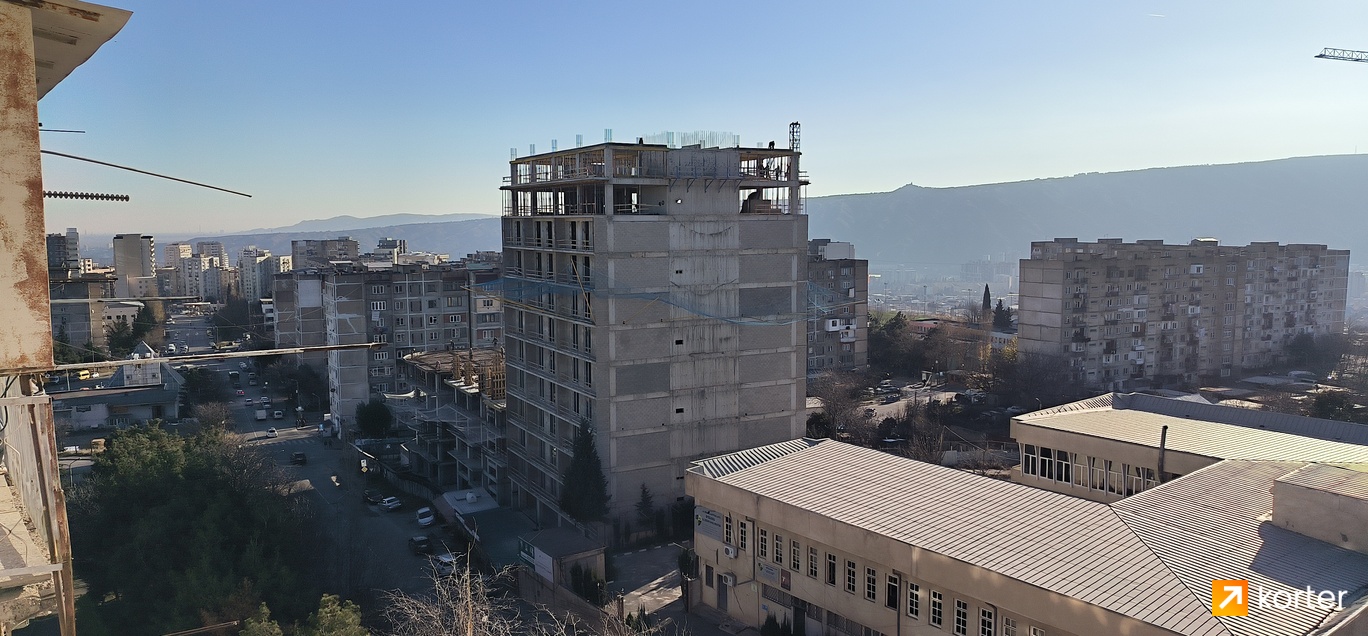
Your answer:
[0,2,54,373]
[602,147,614,215]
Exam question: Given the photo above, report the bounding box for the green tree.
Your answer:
[354,399,394,438]
[105,319,137,358]
[182,367,229,407]
[992,299,1012,330]
[68,425,321,634]
[981,284,992,324]
[239,604,284,636]
[302,594,367,636]
[560,422,610,522]
[635,483,655,532]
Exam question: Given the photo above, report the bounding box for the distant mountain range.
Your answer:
[76,155,1368,269]
[806,154,1368,269]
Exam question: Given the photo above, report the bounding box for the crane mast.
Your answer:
[1316,48,1368,64]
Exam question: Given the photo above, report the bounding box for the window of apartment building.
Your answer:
[480,329,497,341]
[1002,617,1017,636]
[395,333,406,343]
[392,284,403,294]
[826,553,837,586]
[885,574,900,610]
[394,316,406,327]
[790,540,800,571]
[907,582,920,619]
[428,315,439,325]
[369,301,386,311]
[371,334,388,344]
[773,533,783,564]
[738,521,748,551]
[446,296,460,308]
[1055,449,1071,483]
[374,351,389,361]
[428,332,440,341]
[478,313,499,324]
[808,547,818,578]
[448,314,462,323]
[758,529,768,559]
[979,604,1001,634]
[954,599,969,635]
[482,299,494,308]
[1029,628,1044,636]
[443,328,457,339]
[704,564,713,588]
[371,383,388,393]
[863,567,877,602]
[930,591,944,627]
[724,517,733,545]
[370,285,385,295]
[845,560,857,594]
[1022,445,1036,476]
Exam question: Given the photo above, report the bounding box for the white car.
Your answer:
[433,552,458,577]
[239,361,248,370]
[379,496,403,511]
[416,507,436,527]
[265,428,278,438]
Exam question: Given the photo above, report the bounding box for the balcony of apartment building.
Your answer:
[502,266,594,291]
[514,358,596,402]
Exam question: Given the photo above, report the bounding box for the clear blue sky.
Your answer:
[37,0,1368,235]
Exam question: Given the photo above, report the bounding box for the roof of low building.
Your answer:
[692,439,1368,636]
[1017,392,1368,461]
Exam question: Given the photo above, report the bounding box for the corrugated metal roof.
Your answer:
[1276,463,1368,501]
[1114,460,1368,636]
[1022,392,1368,446]
[1019,408,1368,463]
[698,439,1227,635]
[690,437,823,478]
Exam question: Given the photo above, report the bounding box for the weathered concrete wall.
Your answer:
[0,3,53,373]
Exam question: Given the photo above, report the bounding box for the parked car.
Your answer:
[244,397,253,406]
[380,496,403,511]
[238,361,248,370]
[1004,405,1030,416]
[416,507,436,527]
[881,394,900,404]
[433,552,459,576]
[408,535,433,555]
[362,489,384,505]
[290,451,307,465]
[863,408,877,418]
[266,428,278,438]
[258,396,270,405]
[272,410,284,419]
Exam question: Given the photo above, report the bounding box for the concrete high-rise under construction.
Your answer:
[500,133,810,527]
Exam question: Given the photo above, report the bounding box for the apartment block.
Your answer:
[111,233,154,297]
[45,228,79,281]
[275,261,503,428]
[500,138,809,527]
[292,237,359,270]
[806,239,867,376]
[690,436,1368,636]
[50,280,113,350]
[1018,238,1349,389]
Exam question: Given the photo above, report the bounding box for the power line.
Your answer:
[40,150,252,198]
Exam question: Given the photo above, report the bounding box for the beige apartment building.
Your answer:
[688,438,1368,636]
[806,239,868,376]
[500,136,809,526]
[1018,238,1349,389]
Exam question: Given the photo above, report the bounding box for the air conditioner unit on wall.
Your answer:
[723,545,738,559]
[720,573,736,586]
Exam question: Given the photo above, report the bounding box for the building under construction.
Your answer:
[498,131,811,528]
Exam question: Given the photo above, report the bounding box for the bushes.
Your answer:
[569,563,609,607]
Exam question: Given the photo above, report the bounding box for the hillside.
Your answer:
[806,154,1368,267]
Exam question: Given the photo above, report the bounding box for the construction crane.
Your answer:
[1315,48,1368,64]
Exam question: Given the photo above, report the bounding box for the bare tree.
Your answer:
[383,566,669,636]
[807,371,866,439]
[194,401,235,431]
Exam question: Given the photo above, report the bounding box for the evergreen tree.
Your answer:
[354,399,394,438]
[560,422,610,522]
[635,483,655,532]
[992,298,1013,330]
[981,284,992,323]
[105,319,136,358]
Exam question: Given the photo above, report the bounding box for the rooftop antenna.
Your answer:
[605,128,613,142]
[529,144,535,155]
[789,122,801,152]
[552,139,558,152]
[576,134,583,147]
